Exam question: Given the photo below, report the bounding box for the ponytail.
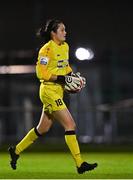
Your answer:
[36,19,63,43]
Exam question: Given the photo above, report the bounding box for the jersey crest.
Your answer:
[40,57,49,65]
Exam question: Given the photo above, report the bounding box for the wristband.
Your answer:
[55,75,65,84]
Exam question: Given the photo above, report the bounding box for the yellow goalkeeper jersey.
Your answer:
[36,40,72,81]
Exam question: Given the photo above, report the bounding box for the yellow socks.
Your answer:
[15,128,83,168]
[15,128,41,155]
[65,131,83,167]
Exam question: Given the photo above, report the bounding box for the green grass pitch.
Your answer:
[0,151,133,179]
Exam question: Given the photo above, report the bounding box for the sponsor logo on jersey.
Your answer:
[57,59,68,68]
[40,57,49,65]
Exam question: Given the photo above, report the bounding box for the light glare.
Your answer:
[0,65,35,74]
[75,47,94,61]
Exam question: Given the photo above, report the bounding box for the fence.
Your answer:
[0,98,133,145]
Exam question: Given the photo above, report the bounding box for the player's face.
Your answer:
[52,23,66,43]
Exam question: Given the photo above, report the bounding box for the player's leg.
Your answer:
[8,111,53,170]
[15,111,53,154]
[52,108,97,174]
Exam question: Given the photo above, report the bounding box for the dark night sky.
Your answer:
[0,0,133,51]
[0,0,133,106]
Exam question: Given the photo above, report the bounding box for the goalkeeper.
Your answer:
[8,19,97,174]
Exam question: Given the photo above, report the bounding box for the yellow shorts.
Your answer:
[39,82,67,114]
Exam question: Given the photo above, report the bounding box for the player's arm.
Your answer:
[36,59,85,90]
[36,63,52,81]
[36,58,78,87]
[36,58,74,84]
[36,46,52,81]
[49,69,86,89]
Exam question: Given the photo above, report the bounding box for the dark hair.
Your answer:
[37,19,63,43]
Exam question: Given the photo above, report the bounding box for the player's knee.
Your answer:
[39,129,49,135]
[37,126,50,135]
[72,122,76,130]
[65,121,76,131]
[43,126,51,133]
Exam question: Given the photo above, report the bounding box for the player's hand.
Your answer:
[71,72,86,88]
[65,75,82,90]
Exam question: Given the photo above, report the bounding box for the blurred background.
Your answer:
[0,0,133,150]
